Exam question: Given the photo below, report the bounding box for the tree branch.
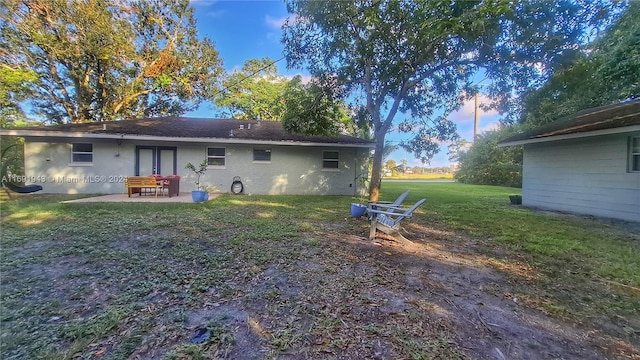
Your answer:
[112,87,156,115]
[382,81,407,130]
[406,57,475,90]
[44,54,77,122]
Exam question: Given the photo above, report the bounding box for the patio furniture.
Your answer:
[150,174,165,195]
[148,174,180,197]
[368,190,410,217]
[3,182,43,194]
[162,175,180,197]
[368,198,426,244]
[125,176,163,198]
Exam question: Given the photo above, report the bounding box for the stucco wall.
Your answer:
[23,139,370,196]
[522,133,640,222]
[178,143,368,196]
[23,140,135,194]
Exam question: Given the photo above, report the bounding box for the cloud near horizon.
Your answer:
[448,94,499,124]
[265,15,287,28]
[284,73,313,84]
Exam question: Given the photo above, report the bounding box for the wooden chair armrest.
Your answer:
[368,203,406,211]
[368,208,412,217]
[368,201,393,209]
[368,202,405,210]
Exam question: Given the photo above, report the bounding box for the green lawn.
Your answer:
[1,183,638,359]
[384,182,640,312]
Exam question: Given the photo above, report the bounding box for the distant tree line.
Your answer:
[383,160,454,176]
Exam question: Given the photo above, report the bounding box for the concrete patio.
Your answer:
[62,192,220,203]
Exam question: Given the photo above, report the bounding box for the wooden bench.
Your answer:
[124,177,163,198]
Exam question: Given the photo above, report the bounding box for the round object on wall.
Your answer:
[231,176,244,195]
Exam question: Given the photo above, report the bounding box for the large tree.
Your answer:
[0,65,38,180]
[0,0,224,123]
[282,75,355,136]
[215,59,369,137]
[215,58,289,121]
[456,1,639,188]
[519,0,640,127]
[0,64,37,127]
[282,0,624,201]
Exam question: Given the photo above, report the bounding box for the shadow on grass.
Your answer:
[1,189,638,359]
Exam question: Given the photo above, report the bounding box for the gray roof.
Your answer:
[2,117,374,147]
[500,99,640,146]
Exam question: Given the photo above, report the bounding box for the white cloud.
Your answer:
[205,9,226,18]
[448,94,498,124]
[190,0,221,13]
[265,15,287,29]
[284,73,313,84]
[458,119,501,141]
[190,0,218,6]
[480,122,500,133]
[190,0,225,18]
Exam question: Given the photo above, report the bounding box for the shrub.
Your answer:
[455,126,523,188]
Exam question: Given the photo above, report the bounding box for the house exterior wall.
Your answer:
[522,132,640,222]
[178,143,369,196]
[23,140,135,194]
[22,139,370,196]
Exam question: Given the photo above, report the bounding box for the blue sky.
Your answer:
[187,1,500,168]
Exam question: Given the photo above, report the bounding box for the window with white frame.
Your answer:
[71,143,93,163]
[207,147,225,166]
[630,136,640,172]
[253,148,271,162]
[322,150,340,169]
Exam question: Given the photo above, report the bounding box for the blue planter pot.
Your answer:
[350,203,367,218]
[191,190,208,202]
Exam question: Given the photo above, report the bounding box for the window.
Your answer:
[630,136,640,172]
[71,143,93,163]
[207,147,225,167]
[323,150,340,169]
[253,148,271,162]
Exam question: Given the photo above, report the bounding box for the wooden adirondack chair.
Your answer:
[367,190,410,216]
[368,198,426,244]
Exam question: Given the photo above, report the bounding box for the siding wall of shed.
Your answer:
[522,133,640,222]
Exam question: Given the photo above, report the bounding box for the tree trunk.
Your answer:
[368,132,386,202]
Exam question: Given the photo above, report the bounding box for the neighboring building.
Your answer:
[1,117,374,196]
[500,99,640,222]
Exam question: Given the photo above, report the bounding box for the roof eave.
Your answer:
[499,124,640,147]
[0,129,375,149]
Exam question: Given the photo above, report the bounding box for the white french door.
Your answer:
[135,146,177,176]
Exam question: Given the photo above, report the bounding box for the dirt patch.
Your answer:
[183,305,268,360]
[351,225,640,360]
[2,209,638,359]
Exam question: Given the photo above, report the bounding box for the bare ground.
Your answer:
[136,221,640,359]
[1,214,639,359]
